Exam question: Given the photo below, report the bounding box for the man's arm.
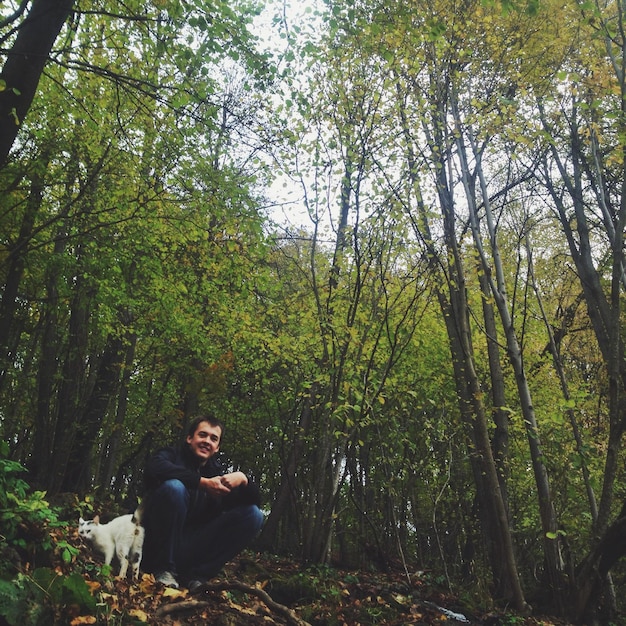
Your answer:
[221,473,262,509]
[144,447,201,489]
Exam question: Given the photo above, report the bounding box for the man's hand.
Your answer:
[200,476,232,495]
[220,471,248,489]
[199,472,248,495]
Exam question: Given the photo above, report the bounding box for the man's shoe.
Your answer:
[156,571,179,588]
[188,579,208,594]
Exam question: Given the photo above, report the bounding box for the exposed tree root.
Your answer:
[154,580,312,626]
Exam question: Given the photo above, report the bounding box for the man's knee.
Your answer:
[244,504,265,537]
[153,479,189,507]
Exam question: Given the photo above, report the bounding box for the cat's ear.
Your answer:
[79,517,84,524]
[93,515,100,524]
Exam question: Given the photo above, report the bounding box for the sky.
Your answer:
[250,0,329,232]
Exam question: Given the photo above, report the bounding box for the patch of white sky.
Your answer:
[250,0,332,234]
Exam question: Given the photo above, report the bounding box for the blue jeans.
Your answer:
[143,479,264,580]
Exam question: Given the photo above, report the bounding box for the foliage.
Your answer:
[0,447,87,624]
[2,0,626,620]
[0,570,96,626]
[0,0,277,497]
[0,441,77,571]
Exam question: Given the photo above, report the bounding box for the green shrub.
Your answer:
[0,568,96,626]
[0,441,77,573]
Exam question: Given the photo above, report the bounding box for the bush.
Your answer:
[0,441,59,551]
[0,441,77,574]
[0,442,91,625]
[0,569,97,626]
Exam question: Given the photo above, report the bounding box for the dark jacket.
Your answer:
[144,445,261,525]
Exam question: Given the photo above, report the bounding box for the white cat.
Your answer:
[78,509,144,580]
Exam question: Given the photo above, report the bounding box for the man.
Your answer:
[141,415,264,591]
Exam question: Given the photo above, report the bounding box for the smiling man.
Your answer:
[141,415,264,591]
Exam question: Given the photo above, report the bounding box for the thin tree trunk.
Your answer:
[61,334,125,494]
[47,264,91,495]
[477,269,513,598]
[30,234,66,487]
[453,113,565,610]
[30,153,79,487]
[393,83,526,609]
[526,238,598,523]
[437,175,527,610]
[534,94,626,621]
[99,329,137,492]
[258,400,313,552]
[478,269,510,516]
[0,154,50,393]
[438,283,526,609]
[538,106,626,536]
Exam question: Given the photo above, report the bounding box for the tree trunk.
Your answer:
[478,270,510,516]
[537,96,626,620]
[0,0,74,165]
[436,177,527,611]
[538,110,626,536]
[454,117,566,610]
[29,155,79,487]
[526,239,598,523]
[258,398,314,553]
[573,503,626,623]
[395,83,526,609]
[99,329,137,493]
[30,235,66,488]
[438,283,526,609]
[61,333,125,494]
[0,154,50,394]
[46,266,92,495]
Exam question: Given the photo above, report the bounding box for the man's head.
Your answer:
[186,415,224,465]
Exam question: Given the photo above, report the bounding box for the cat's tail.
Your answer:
[131,500,144,526]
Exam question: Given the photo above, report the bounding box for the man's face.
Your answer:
[187,420,221,465]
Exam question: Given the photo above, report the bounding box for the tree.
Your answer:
[255,20,441,565]
[530,0,626,617]
[0,0,75,165]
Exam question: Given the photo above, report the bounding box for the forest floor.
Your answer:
[56,525,582,626]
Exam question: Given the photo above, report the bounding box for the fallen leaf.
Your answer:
[139,577,157,594]
[69,617,97,625]
[163,587,187,599]
[128,608,150,622]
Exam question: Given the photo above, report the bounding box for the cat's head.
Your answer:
[78,515,100,539]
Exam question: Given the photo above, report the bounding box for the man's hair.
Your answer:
[186,414,225,440]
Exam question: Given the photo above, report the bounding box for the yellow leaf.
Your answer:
[163,587,187,599]
[128,609,150,621]
[70,617,97,626]
[139,575,157,593]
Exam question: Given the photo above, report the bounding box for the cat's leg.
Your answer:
[103,545,115,567]
[117,553,129,578]
[131,530,144,580]
[130,549,141,579]
[116,543,130,578]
